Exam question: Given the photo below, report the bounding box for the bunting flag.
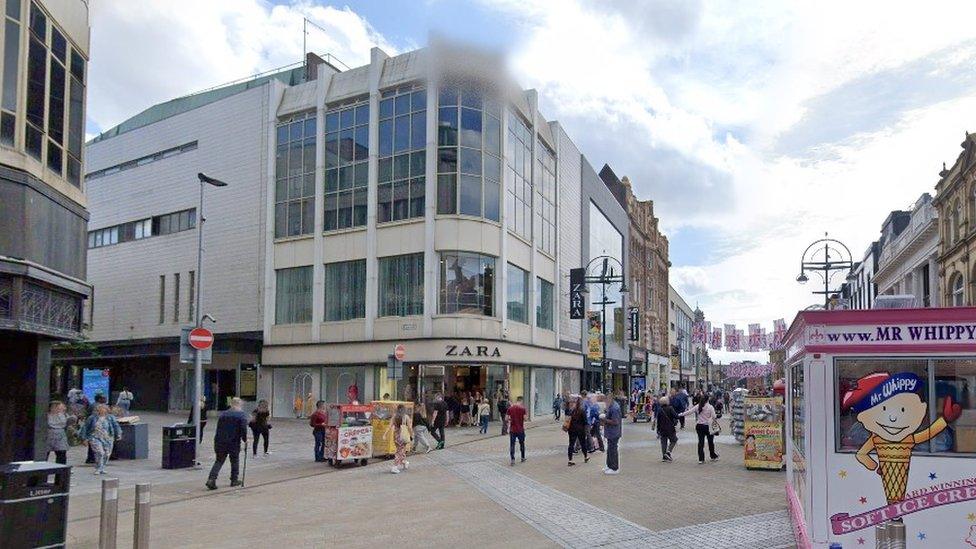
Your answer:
[772,318,787,350]
[760,328,769,351]
[722,362,776,378]
[710,327,722,350]
[724,324,740,352]
[748,324,761,352]
[692,320,707,345]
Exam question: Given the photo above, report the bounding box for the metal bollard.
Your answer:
[99,477,119,549]
[133,483,151,549]
[887,521,906,549]
[875,522,889,549]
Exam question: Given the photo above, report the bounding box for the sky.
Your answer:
[85,1,976,363]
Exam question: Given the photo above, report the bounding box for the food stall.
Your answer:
[784,308,976,548]
[323,403,373,467]
[371,400,414,457]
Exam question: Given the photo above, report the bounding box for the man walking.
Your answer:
[205,397,248,490]
[309,400,327,462]
[429,393,447,449]
[672,386,689,430]
[603,395,622,474]
[507,396,527,465]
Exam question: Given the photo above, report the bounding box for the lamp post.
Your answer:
[796,233,857,309]
[192,173,227,458]
[675,333,684,389]
[582,255,627,394]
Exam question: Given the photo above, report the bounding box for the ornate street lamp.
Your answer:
[796,233,857,308]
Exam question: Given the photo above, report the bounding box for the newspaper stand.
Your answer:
[783,307,976,548]
[324,403,373,467]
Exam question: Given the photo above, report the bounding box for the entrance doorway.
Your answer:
[205,369,237,411]
[292,372,313,418]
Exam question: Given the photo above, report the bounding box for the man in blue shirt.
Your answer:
[672,386,689,429]
[603,395,623,474]
[585,392,605,453]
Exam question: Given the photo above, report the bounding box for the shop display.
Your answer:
[731,388,747,442]
[784,308,976,548]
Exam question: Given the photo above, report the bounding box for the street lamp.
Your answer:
[582,255,627,394]
[192,172,227,460]
[796,233,856,308]
[675,333,685,389]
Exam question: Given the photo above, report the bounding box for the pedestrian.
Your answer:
[587,394,605,453]
[566,398,589,466]
[304,392,315,418]
[497,390,510,435]
[293,393,304,418]
[477,398,490,434]
[115,387,133,416]
[429,393,448,449]
[385,404,412,474]
[46,401,71,465]
[205,398,248,490]
[672,386,689,429]
[460,394,471,427]
[411,405,434,453]
[85,394,108,464]
[655,396,679,461]
[507,396,527,465]
[80,404,121,475]
[552,393,562,420]
[603,395,623,474]
[249,399,272,458]
[309,400,327,462]
[681,394,720,464]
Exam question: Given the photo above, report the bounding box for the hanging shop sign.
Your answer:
[569,268,586,319]
[587,311,603,360]
[628,307,639,342]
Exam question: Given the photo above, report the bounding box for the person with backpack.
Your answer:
[655,396,680,462]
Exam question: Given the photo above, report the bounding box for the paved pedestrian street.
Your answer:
[64,416,793,548]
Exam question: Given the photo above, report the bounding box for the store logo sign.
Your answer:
[569,268,586,319]
[446,345,501,357]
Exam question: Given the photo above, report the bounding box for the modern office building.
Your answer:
[71,43,632,418]
[599,164,670,392]
[0,0,90,462]
[874,193,938,306]
[667,284,699,388]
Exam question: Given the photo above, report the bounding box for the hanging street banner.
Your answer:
[723,362,776,377]
[587,311,603,360]
[725,324,740,352]
[692,320,707,344]
[628,306,639,342]
[748,324,761,352]
[710,327,723,350]
[772,318,787,349]
[569,268,586,319]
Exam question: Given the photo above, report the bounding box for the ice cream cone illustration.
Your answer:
[842,372,962,504]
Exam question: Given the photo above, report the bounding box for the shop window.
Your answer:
[933,359,976,454]
[791,362,804,459]
[438,251,494,316]
[506,263,528,323]
[275,266,312,324]
[377,253,424,317]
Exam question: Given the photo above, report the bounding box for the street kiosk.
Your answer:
[783,308,976,548]
[323,403,373,467]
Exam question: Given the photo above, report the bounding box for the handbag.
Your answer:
[561,418,571,432]
[399,423,412,442]
[709,419,722,436]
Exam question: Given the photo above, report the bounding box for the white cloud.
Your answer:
[87,0,395,134]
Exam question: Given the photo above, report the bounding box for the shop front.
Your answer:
[262,339,582,419]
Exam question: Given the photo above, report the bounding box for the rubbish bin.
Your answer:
[0,461,71,549]
[162,424,196,469]
[115,422,149,460]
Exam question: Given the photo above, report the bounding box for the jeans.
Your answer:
[553,407,561,420]
[590,423,605,452]
[208,448,240,482]
[313,429,325,461]
[660,433,677,458]
[479,415,489,434]
[678,415,686,429]
[251,425,270,455]
[696,424,718,462]
[606,436,620,471]
[509,432,525,461]
[413,426,434,452]
[568,431,588,461]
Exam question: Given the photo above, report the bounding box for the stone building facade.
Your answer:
[933,132,976,306]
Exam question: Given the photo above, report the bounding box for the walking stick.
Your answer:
[240,440,247,488]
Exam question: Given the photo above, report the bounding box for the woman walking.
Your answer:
[47,401,71,465]
[681,395,720,464]
[656,396,679,461]
[386,404,412,474]
[81,404,121,475]
[459,394,471,427]
[566,399,590,466]
[477,398,490,434]
[250,399,272,457]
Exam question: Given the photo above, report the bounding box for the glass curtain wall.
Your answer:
[589,201,624,342]
[378,253,424,316]
[436,84,501,220]
[378,84,426,223]
[324,259,366,321]
[274,112,316,237]
[506,263,528,323]
[506,111,532,240]
[536,277,553,330]
[275,266,312,324]
[536,139,556,254]
[439,251,495,315]
[324,100,369,231]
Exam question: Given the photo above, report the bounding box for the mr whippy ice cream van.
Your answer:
[783,308,976,548]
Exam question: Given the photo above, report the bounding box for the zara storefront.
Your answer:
[258,45,588,418]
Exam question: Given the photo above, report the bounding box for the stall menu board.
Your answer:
[743,396,784,470]
[337,425,372,461]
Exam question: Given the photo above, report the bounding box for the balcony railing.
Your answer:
[879,201,937,266]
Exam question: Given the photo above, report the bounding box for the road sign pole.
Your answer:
[193,179,204,465]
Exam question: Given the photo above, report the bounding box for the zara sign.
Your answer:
[445,344,502,357]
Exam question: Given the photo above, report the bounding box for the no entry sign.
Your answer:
[393,343,406,361]
[188,327,214,350]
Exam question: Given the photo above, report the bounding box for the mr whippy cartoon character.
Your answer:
[842,372,961,504]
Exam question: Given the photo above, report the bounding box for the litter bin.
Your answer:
[0,461,71,549]
[162,424,196,469]
[115,422,149,460]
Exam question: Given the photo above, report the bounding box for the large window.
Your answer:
[275,266,312,324]
[951,273,965,306]
[439,251,495,316]
[274,112,315,238]
[88,208,195,249]
[324,259,366,321]
[378,253,424,317]
[1,3,21,148]
[378,84,426,223]
[324,100,369,231]
[506,263,528,323]
[536,277,553,330]
[535,139,556,254]
[506,111,532,239]
[589,201,624,342]
[436,84,501,221]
